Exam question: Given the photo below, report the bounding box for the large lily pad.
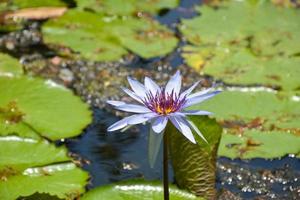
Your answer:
[183,46,300,91]
[0,136,70,171]
[180,1,300,55]
[192,90,300,130]
[0,136,89,200]
[81,180,202,200]
[0,76,91,140]
[76,0,179,15]
[219,130,300,159]
[43,9,177,61]
[181,0,300,90]
[168,116,222,199]
[0,53,23,76]
[190,90,300,158]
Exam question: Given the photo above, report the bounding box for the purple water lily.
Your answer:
[107,71,220,144]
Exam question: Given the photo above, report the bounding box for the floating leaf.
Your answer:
[43,10,177,61]
[0,76,92,140]
[218,130,300,159]
[81,180,202,200]
[0,136,69,172]
[181,1,300,90]
[168,116,222,199]
[183,46,300,91]
[0,136,88,200]
[192,90,300,131]
[10,0,67,8]
[190,90,300,158]
[180,1,300,56]
[76,0,179,15]
[0,53,23,77]
[0,163,88,200]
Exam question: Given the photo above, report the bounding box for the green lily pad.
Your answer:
[181,2,248,45]
[192,90,300,130]
[0,76,91,140]
[76,0,179,15]
[180,1,300,56]
[43,9,177,61]
[181,1,300,90]
[183,46,300,91]
[190,90,300,158]
[0,53,23,76]
[218,130,300,159]
[168,116,222,199]
[0,136,69,171]
[0,163,88,200]
[9,0,67,9]
[81,180,202,200]
[0,136,88,200]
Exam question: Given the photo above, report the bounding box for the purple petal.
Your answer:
[165,71,181,95]
[107,100,126,107]
[183,91,221,108]
[145,77,161,94]
[115,104,151,113]
[179,81,200,99]
[181,110,212,115]
[127,77,147,99]
[127,113,158,124]
[186,119,208,143]
[121,87,143,103]
[151,116,168,133]
[169,116,196,144]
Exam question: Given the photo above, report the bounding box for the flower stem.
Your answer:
[163,131,169,200]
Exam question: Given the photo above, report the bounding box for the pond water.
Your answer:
[66,108,300,199]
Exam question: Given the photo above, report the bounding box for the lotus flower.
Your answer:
[107,71,220,144]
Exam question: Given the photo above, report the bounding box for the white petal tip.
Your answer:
[106,100,126,107]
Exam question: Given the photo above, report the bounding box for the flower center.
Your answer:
[143,89,186,115]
